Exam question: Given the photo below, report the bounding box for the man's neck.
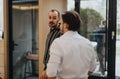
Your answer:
[63,29,69,34]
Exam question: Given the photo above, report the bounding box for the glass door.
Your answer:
[79,0,117,79]
[8,0,39,79]
[68,0,117,79]
[80,0,107,78]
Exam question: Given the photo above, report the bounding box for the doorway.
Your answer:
[68,0,118,79]
[8,0,39,79]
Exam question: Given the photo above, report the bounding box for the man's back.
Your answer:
[48,31,96,79]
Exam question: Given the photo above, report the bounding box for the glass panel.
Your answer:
[67,0,75,11]
[0,0,3,40]
[12,0,38,79]
[116,0,120,77]
[80,0,107,77]
[68,0,108,77]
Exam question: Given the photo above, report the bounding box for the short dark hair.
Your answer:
[62,11,82,31]
[49,9,60,18]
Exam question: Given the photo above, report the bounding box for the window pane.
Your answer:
[80,0,107,77]
[0,0,3,40]
[67,0,75,10]
[12,1,39,79]
[116,0,120,77]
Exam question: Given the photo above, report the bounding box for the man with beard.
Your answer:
[40,9,61,79]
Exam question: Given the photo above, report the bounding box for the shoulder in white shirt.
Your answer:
[47,31,97,79]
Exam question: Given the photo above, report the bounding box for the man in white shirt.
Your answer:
[46,11,97,79]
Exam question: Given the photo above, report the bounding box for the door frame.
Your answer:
[8,0,13,79]
[107,0,117,79]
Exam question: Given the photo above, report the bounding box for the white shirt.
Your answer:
[47,31,97,79]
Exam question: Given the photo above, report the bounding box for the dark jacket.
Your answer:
[43,25,61,70]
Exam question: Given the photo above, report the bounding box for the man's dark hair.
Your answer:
[49,9,60,18]
[62,11,82,31]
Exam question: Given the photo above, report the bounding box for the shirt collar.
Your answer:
[62,31,78,37]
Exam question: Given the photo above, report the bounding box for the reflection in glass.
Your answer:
[12,0,38,79]
[68,0,107,77]
[80,0,107,77]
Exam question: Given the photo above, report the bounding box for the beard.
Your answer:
[49,22,57,28]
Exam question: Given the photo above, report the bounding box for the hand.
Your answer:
[88,71,93,76]
[40,71,47,79]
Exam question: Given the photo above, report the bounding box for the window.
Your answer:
[0,0,3,40]
[116,0,120,77]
